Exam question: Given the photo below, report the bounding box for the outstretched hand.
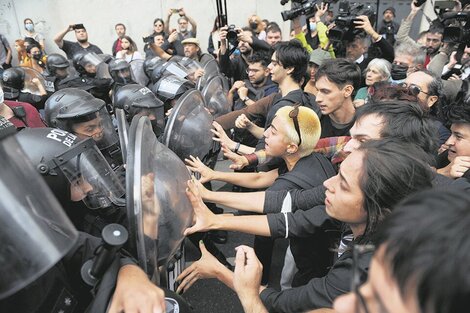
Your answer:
[183,178,217,236]
[211,121,237,151]
[221,144,249,170]
[176,240,224,293]
[185,155,215,183]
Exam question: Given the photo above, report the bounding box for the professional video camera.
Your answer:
[280,0,336,21]
[328,1,376,42]
[441,11,470,44]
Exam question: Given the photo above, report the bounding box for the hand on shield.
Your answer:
[211,121,237,151]
[176,240,224,293]
[184,178,217,236]
[221,145,249,170]
[108,264,166,313]
[233,245,264,302]
[185,155,215,183]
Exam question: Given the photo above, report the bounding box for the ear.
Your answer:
[286,143,299,154]
[286,66,294,76]
[427,95,438,108]
[343,84,354,98]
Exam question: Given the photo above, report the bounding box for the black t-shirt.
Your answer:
[62,40,103,59]
[320,115,354,138]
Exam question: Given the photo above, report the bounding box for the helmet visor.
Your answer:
[58,139,125,209]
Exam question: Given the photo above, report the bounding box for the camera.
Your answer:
[72,23,85,30]
[414,0,427,7]
[328,1,376,42]
[226,24,239,46]
[281,0,317,21]
[440,12,470,44]
[142,35,154,44]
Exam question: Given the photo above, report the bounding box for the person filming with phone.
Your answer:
[54,23,103,59]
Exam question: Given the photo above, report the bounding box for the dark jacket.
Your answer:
[260,241,373,312]
[219,36,271,81]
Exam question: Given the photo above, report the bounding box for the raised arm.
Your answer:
[54,24,73,49]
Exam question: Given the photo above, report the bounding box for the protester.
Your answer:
[54,23,103,59]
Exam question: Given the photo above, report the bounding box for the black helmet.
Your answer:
[113,84,165,135]
[1,67,25,99]
[150,61,189,84]
[72,51,103,76]
[151,75,194,103]
[45,88,119,149]
[15,127,125,210]
[109,58,135,85]
[46,53,70,77]
[143,56,165,78]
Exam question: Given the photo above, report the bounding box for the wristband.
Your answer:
[244,153,259,166]
[234,142,241,153]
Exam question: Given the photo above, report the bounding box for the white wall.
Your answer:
[0,0,291,65]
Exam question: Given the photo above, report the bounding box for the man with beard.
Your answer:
[54,23,103,60]
[378,7,399,46]
[424,24,444,66]
[112,23,127,57]
[229,51,278,150]
[219,26,271,82]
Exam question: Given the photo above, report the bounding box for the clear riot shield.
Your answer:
[22,67,47,95]
[96,54,112,79]
[0,135,78,299]
[162,89,214,162]
[126,116,193,283]
[196,58,220,91]
[201,75,232,118]
[129,59,149,86]
[115,108,129,164]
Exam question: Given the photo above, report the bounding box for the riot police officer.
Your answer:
[0,118,187,313]
[152,74,194,113]
[44,88,123,172]
[112,83,165,136]
[109,58,136,94]
[57,51,113,103]
[2,67,48,110]
[43,53,71,94]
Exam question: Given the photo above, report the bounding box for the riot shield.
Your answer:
[115,108,129,164]
[95,53,112,79]
[162,89,214,162]
[22,67,47,95]
[0,135,78,299]
[201,75,231,118]
[126,116,193,281]
[130,59,149,86]
[196,58,220,91]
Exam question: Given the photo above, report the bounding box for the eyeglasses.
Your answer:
[352,244,375,313]
[401,83,430,96]
[289,105,302,147]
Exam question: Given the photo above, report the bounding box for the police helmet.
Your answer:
[16,127,125,210]
[45,88,119,149]
[1,67,25,99]
[151,75,194,103]
[46,53,70,76]
[109,58,134,85]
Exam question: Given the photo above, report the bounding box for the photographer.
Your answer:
[163,8,197,56]
[54,24,103,60]
[377,7,399,46]
[442,45,470,80]
[218,25,271,82]
[291,2,335,56]
[347,15,394,74]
